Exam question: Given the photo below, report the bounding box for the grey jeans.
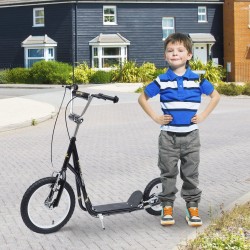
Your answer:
[158,130,202,206]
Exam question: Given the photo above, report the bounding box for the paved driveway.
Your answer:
[0,90,250,250]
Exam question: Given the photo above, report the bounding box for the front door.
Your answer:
[193,43,207,63]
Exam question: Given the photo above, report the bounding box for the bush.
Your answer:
[137,62,156,83]
[0,70,7,84]
[112,61,139,83]
[70,62,94,84]
[190,60,226,84]
[90,70,112,84]
[5,67,31,83]
[242,82,250,96]
[153,68,167,78]
[215,82,244,96]
[30,60,72,84]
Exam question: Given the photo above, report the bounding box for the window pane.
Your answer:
[28,59,43,68]
[94,48,98,56]
[36,18,44,24]
[103,47,120,56]
[104,8,115,15]
[102,58,120,68]
[35,9,44,16]
[163,29,174,39]
[28,49,44,57]
[94,58,99,68]
[48,48,54,57]
[162,18,174,27]
[104,16,115,23]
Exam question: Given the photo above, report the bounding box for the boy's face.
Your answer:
[164,41,192,70]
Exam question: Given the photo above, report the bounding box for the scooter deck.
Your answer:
[92,190,143,214]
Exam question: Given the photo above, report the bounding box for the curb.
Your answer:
[0,112,57,133]
[0,97,57,133]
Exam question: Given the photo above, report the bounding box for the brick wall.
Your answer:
[224,0,250,82]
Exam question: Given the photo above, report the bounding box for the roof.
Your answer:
[89,33,130,45]
[189,33,216,43]
[21,35,57,46]
[0,0,224,7]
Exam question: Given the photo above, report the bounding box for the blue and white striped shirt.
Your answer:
[144,67,214,133]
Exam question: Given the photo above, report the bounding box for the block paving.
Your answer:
[1,89,250,250]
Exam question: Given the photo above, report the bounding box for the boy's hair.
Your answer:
[164,33,193,54]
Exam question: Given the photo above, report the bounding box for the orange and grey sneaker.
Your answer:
[161,206,175,226]
[186,206,202,227]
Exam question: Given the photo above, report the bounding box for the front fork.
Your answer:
[44,171,66,209]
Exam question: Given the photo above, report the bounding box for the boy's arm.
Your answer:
[138,91,173,125]
[192,89,220,124]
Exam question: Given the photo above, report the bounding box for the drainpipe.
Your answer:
[75,1,78,63]
[72,1,78,84]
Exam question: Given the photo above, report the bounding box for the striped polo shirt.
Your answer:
[144,67,214,133]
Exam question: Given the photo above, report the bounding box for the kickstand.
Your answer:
[98,214,105,230]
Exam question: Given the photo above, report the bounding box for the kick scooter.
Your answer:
[20,84,162,234]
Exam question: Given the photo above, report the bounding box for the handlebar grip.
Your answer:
[96,93,119,103]
[65,84,78,91]
[72,90,119,103]
[72,90,90,100]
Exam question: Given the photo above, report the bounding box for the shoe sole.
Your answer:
[185,216,202,227]
[161,220,175,226]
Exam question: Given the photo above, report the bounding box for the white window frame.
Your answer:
[103,6,117,25]
[198,6,207,23]
[24,47,55,68]
[33,8,45,27]
[162,17,175,40]
[92,46,127,70]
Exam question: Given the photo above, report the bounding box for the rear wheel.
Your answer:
[20,177,75,234]
[143,178,162,216]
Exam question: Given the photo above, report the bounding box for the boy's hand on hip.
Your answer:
[191,113,206,124]
[154,115,173,125]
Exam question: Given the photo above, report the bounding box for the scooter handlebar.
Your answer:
[72,90,119,103]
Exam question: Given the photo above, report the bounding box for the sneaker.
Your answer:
[186,207,202,227]
[161,206,175,226]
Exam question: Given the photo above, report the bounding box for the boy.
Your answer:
[138,33,220,227]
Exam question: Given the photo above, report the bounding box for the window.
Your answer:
[33,8,45,27]
[162,17,175,40]
[198,6,207,22]
[103,6,117,25]
[92,46,127,69]
[22,35,57,68]
[24,48,55,68]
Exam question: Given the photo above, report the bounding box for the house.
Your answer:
[224,0,250,82]
[0,0,224,71]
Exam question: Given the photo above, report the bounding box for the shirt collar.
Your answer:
[164,67,199,81]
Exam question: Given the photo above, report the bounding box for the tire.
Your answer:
[20,177,75,234]
[143,178,162,216]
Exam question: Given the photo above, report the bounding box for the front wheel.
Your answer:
[20,177,75,234]
[143,178,162,216]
